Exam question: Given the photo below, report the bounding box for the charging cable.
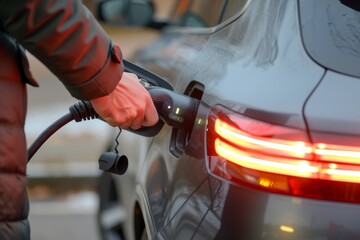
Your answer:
[27,101,99,162]
[27,85,199,175]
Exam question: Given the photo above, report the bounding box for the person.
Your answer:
[0,0,158,239]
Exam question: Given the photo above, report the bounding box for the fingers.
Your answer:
[142,98,159,127]
[128,108,145,130]
[117,99,158,130]
[125,95,158,130]
[90,72,159,129]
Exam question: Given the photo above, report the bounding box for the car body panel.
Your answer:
[305,71,360,138]
[299,0,360,78]
[137,102,212,237]
[207,179,360,239]
[155,172,360,240]
[135,0,324,128]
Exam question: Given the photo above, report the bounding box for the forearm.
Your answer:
[0,0,123,100]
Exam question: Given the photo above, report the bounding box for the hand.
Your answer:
[90,72,159,129]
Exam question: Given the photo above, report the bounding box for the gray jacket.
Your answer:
[0,1,124,239]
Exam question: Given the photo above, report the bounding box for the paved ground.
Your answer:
[29,214,99,240]
[27,26,159,240]
[29,191,99,240]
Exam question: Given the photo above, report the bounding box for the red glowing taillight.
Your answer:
[207,106,360,203]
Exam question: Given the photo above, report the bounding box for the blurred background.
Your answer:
[26,1,175,239]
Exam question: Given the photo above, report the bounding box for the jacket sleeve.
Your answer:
[0,0,124,100]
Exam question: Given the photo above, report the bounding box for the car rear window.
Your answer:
[299,0,360,77]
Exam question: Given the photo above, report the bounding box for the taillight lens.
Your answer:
[207,106,360,203]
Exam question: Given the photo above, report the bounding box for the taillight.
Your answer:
[207,106,360,203]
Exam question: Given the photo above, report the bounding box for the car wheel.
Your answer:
[97,173,126,240]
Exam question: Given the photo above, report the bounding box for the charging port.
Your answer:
[170,81,204,157]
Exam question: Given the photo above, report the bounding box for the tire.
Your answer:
[97,173,126,240]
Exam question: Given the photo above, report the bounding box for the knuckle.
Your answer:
[127,108,138,119]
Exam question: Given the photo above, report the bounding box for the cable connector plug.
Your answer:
[69,101,99,122]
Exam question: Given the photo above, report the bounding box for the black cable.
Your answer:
[27,101,100,163]
[69,101,99,122]
[27,113,73,163]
